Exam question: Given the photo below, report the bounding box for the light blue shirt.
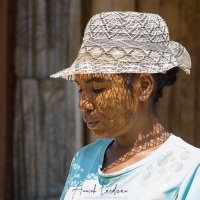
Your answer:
[61,134,200,200]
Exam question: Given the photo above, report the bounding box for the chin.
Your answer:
[92,129,115,139]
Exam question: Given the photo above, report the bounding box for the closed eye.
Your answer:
[78,88,105,94]
[92,88,105,94]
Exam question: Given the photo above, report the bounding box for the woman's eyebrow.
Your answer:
[85,77,107,84]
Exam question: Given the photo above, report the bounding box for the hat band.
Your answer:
[82,39,172,53]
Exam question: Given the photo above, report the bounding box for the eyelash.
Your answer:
[78,88,104,94]
[92,88,104,94]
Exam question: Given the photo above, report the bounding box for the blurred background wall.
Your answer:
[0,0,200,199]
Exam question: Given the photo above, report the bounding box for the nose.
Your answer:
[78,93,94,112]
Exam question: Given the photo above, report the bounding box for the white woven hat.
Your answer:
[50,12,191,80]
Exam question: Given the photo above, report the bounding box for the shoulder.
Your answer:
[79,138,113,153]
[73,138,113,162]
[170,134,200,151]
[67,139,113,182]
[169,134,200,162]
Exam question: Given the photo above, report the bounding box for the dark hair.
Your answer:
[120,67,179,106]
[152,67,179,104]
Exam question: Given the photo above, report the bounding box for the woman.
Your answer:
[51,12,200,200]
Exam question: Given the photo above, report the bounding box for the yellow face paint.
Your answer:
[75,73,140,138]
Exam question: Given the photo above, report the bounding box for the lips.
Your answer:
[83,114,99,129]
[87,121,99,129]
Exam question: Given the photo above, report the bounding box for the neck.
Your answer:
[114,115,168,148]
[102,118,170,173]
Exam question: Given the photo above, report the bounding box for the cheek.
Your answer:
[96,98,123,117]
[94,90,124,113]
[94,90,138,123]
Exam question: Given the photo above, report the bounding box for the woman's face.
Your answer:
[75,73,141,138]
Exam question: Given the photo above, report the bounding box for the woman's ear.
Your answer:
[137,74,154,101]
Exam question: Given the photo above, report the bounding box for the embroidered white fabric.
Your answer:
[50,12,191,80]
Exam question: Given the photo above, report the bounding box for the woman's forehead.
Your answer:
[75,73,123,84]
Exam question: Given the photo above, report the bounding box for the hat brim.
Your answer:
[50,45,180,80]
